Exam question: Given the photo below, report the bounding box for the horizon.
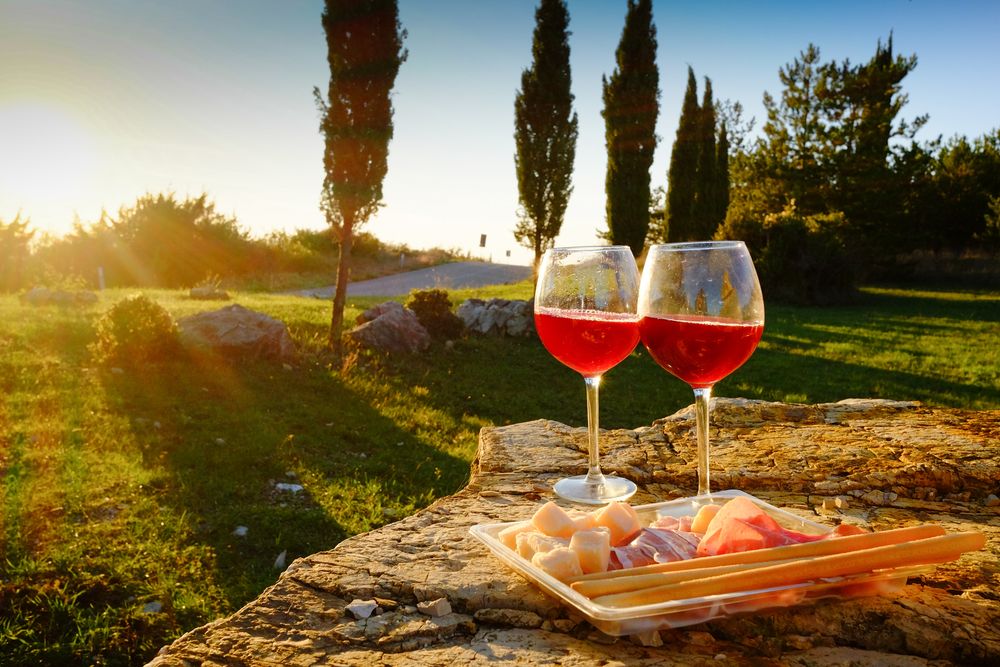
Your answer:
[2,0,998,267]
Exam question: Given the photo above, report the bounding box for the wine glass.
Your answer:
[638,241,764,496]
[534,246,641,504]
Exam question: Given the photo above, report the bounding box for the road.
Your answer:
[288,261,533,298]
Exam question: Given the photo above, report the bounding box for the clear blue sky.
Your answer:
[2,0,997,266]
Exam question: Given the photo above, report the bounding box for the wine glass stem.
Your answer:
[584,375,604,484]
[693,386,712,495]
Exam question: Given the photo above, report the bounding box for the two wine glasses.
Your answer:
[534,242,764,504]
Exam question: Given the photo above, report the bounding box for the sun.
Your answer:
[0,101,100,206]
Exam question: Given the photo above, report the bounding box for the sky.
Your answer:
[2,1,998,268]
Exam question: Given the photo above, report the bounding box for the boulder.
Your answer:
[189,287,231,301]
[20,287,52,305]
[176,304,297,363]
[345,302,430,353]
[457,297,535,337]
[19,287,99,306]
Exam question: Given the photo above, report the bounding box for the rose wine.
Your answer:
[535,307,640,376]
[639,313,763,388]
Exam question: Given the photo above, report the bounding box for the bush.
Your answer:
[716,202,858,306]
[91,294,182,368]
[405,289,464,340]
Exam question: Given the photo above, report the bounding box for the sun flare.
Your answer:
[0,102,100,206]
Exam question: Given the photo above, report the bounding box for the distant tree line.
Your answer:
[0,192,396,293]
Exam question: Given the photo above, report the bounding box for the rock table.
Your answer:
[147,399,1000,667]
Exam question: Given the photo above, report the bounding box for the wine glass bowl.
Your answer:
[535,246,640,504]
[638,241,764,495]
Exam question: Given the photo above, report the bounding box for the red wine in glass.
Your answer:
[535,246,641,504]
[638,314,763,388]
[535,308,640,377]
[638,241,765,495]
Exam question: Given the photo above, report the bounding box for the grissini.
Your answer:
[591,531,984,608]
[565,524,946,584]
[572,557,799,598]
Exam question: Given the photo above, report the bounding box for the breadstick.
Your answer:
[592,531,984,608]
[572,558,798,598]
[565,524,946,584]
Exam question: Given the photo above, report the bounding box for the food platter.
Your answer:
[469,490,937,635]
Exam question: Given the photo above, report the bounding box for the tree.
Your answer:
[513,0,579,266]
[315,0,407,348]
[601,0,659,257]
[664,67,701,241]
[692,77,717,238]
[0,212,34,292]
[714,121,731,229]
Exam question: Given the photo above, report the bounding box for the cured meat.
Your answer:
[633,527,700,564]
[698,497,823,557]
[608,546,658,570]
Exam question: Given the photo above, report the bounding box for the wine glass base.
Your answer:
[553,475,637,505]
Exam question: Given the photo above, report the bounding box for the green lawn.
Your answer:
[0,282,997,665]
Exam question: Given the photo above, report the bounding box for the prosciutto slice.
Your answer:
[698,497,824,557]
[608,527,700,570]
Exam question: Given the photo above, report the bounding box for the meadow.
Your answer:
[0,280,998,666]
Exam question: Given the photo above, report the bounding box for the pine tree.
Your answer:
[315,0,407,350]
[602,0,659,257]
[692,77,717,238]
[665,67,700,241]
[513,0,579,267]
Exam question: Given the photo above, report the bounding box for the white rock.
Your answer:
[417,598,452,617]
[141,602,163,614]
[154,422,162,429]
[986,494,999,507]
[215,438,226,445]
[274,550,287,569]
[276,483,304,493]
[232,526,248,537]
[284,471,297,478]
[346,599,379,619]
[111,367,124,374]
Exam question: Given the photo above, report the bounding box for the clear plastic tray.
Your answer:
[469,489,934,635]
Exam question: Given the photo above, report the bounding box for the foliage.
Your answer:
[91,294,182,369]
[513,0,579,266]
[315,0,407,349]
[0,212,35,292]
[984,196,1000,250]
[601,0,659,257]
[405,288,464,341]
[664,67,701,242]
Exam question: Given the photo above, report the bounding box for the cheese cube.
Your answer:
[516,531,568,560]
[593,501,642,546]
[498,520,535,551]
[531,501,576,539]
[531,547,583,581]
[690,504,722,534]
[567,509,595,532]
[569,528,611,574]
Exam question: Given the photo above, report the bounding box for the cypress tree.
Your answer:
[693,78,717,238]
[602,0,659,257]
[665,67,700,242]
[315,0,407,350]
[715,120,731,228]
[513,0,579,267]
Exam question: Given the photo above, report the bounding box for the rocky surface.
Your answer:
[147,399,1000,666]
[456,297,535,337]
[176,303,298,363]
[345,300,431,353]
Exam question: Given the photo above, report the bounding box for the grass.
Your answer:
[0,281,998,666]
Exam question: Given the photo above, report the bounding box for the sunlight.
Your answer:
[0,102,100,205]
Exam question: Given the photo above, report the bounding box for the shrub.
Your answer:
[717,201,858,306]
[91,294,182,368]
[405,289,464,340]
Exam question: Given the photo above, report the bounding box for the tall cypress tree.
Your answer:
[513,0,579,267]
[715,120,731,228]
[602,0,659,257]
[315,0,406,349]
[692,77,717,238]
[665,67,700,242]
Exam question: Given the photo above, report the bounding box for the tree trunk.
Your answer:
[328,214,355,353]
